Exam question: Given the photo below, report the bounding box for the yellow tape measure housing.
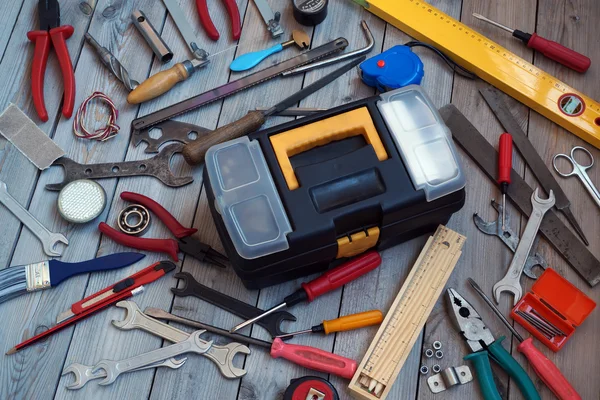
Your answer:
[356,0,600,148]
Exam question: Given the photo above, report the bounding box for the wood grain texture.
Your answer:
[0,0,598,399]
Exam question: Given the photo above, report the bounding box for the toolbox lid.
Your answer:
[205,136,292,260]
[377,85,465,201]
[531,268,596,326]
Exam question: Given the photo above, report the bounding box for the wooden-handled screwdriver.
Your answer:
[275,310,384,339]
[127,58,209,104]
[182,55,366,166]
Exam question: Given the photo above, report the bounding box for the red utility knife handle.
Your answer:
[302,251,381,302]
[70,261,171,315]
[195,0,241,41]
[518,338,582,400]
[11,287,138,353]
[270,338,358,379]
[99,222,180,261]
[26,26,75,121]
[497,133,513,184]
[528,33,591,73]
[120,192,197,239]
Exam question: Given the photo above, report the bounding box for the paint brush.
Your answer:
[0,252,145,305]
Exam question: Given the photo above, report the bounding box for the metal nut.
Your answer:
[432,364,441,373]
[433,341,442,350]
[420,365,429,375]
[425,349,434,358]
[435,350,444,359]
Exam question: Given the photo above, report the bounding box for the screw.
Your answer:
[420,365,429,375]
[435,350,444,359]
[433,341,442,350]
[424,349,434,358]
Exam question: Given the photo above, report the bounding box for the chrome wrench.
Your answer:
[493,189,555,305]
[473,199,547,279]
[62,358,186,390]
[112,301,249,378]
[88,330,212,386]
[0,180,68,256]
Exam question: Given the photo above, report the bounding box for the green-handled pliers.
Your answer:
[447,288,540,400]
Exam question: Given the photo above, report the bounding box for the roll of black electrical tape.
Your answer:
[292,0,328,26]
[284,376,339,400]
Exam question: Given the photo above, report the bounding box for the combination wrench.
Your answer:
[62,358,186,390]
[493,189,555,305]
[473,199,547,279]
[111,300,249,378]
[66,330,213,387]
[0,180,68,256]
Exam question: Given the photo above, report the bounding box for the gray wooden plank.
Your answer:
[0,0,24,61]
[54,0,254,399]
[0,0,166,399]
[0,0,93,269]
[508,0,600,399]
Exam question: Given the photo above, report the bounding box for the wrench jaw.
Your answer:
[62,363,102,390]
[213,342,251,379]
[111,300,142,330]
[171,272,192,296]
[93,361,119,386]
[492,281,523,306]
[43,233,69,257]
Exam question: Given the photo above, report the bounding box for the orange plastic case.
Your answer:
[511,268,596,352]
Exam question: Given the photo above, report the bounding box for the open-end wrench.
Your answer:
[62,357,186,390]
[493,189,555,305]
[45,143,193,191]
[171,272,296,338]
[112,301,249,378]
[88,330,212,386]
[0,180,68,256]
[473,199,547,279]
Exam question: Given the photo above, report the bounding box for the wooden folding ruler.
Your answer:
[348,225,466,400]
[353,0,600,149]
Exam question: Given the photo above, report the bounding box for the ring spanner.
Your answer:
[493,189,555,304]
[112,300,249,378]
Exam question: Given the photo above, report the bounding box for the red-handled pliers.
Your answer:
[196,0,241,41]
[27,0,75,122]
[99,191,228,268]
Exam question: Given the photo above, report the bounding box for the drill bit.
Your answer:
[84,33,139,91]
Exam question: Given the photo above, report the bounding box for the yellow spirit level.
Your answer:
[353,0,600,148]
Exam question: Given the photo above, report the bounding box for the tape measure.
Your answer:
[348,225,466,400]
[284,376,339,400]
[355,0,600,149]
[292,0,328,26]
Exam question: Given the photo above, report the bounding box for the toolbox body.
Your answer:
[204,86,466,289]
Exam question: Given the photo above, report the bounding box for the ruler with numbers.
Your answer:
[353,0,600,149]
[349,225,466,400]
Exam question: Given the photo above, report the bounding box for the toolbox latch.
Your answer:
[336,227,380,259]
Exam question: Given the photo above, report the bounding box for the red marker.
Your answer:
[472,13,591,73]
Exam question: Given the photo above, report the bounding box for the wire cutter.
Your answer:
[99,191,228,268]
[447,288,540,400]
[195,0,241,41]
[27,0,75,122]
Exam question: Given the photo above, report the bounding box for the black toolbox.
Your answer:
[203,86,466,289]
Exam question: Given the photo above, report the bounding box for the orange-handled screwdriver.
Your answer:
[468,278,581,400]
[498,133,513,231]
[275,310,384,339]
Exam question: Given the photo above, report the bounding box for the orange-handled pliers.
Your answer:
[195,0,241,41]
[27,0,75,122]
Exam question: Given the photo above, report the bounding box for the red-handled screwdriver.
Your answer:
[472,13,591,73]
[498,133,513,231]
[230,251,382,333]
[468,278,581,400]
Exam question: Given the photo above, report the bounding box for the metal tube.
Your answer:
[530,309,567,335]
[131,10,173,63]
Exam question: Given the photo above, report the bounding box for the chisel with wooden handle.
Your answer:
[182,55,366,166]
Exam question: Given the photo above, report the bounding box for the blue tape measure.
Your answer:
[360,45,424,92]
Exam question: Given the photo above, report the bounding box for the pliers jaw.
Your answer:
[38,0,61,30]
[446,288,495,353]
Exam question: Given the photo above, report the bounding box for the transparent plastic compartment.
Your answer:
[205,136,292,260]
[377,85,466,201]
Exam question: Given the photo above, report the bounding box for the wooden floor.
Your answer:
[0,0,598,399]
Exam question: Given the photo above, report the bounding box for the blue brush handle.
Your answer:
[230,44,284,72]
[49,252,145,286]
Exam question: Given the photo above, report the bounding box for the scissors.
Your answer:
[553,146,600,208]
